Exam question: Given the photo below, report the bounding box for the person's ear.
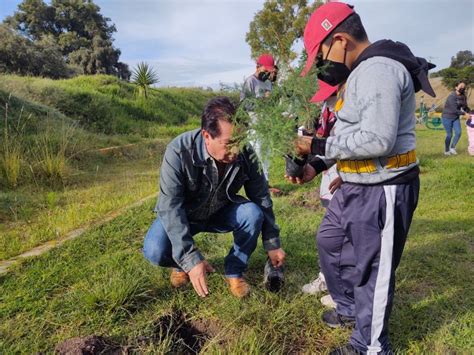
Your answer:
[202,129,210,142]
[333,33,353,51]
[336,34,349,51]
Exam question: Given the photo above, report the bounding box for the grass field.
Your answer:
[0,74,220,259]
[1,123,472,354]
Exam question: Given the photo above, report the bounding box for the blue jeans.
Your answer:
[442,117,461,151]
[143,202,263,277]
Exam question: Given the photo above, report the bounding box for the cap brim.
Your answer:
[310,80,338,103]
[300,43,320,77]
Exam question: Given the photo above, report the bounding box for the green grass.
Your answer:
[0,74,213,258]
[0,138,182,260]
[0,115,201,259]
[0,126,473,353]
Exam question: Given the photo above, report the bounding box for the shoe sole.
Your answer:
[324,321,355,329]
[323,317,355,329]
[325,322,342,329]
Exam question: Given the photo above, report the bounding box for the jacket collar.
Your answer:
[192,130,207,167]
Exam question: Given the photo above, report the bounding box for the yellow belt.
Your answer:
[337,150,416,174]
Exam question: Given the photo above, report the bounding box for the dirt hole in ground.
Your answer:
[142,311,221,353]
[289,189,324,211]
[54,312,223,354]
[55,335,120,355]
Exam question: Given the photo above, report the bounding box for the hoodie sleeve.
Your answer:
[325,62,405,160]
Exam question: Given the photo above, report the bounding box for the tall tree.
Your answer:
[245,0,321,72]
[434,50,474,89]
[4,0,58,40]
[3,0,130,79]
[450,50,474,69]
[0,25,71,78]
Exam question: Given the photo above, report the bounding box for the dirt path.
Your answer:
[0,193,157,275]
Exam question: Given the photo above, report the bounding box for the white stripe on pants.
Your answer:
[367,185,396,354]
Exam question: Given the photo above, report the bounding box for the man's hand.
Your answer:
[329,176,343,194]
[267,248,286,268]
[295,136,313,155]
[188,260,215,297]
[295,136,327,156]
[285,163,317,185]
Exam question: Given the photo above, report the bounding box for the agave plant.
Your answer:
[131,62,159,99]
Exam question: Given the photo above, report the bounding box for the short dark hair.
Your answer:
[201,96,236,138]
[454,80,466,88]
[323,13,368,45]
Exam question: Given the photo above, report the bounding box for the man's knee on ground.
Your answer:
[143,224,171,267]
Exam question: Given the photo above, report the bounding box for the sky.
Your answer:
[1,0,473,88]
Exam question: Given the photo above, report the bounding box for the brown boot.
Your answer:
[170,269,189,288]
[226,277,250,298]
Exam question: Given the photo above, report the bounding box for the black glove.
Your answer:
[307,157,328,175]
[284,154,307,178]
[311,137,327,156]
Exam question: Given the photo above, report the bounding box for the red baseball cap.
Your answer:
[301,2,354,76]
[256,54,276,71]
[310,80,338,103]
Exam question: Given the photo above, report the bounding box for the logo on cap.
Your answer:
[321,19,333,31]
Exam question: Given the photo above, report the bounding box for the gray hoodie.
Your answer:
[325,56,418,184]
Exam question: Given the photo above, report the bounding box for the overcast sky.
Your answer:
[1,0,473,88]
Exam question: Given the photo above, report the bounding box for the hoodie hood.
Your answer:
[352,39,437,97]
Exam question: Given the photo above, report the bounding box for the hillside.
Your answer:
[0,74,220,136]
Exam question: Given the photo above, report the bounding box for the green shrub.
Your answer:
[31,119,80,186]
[0,99,29,188]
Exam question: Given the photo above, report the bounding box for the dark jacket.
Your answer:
[156,129,280,272]
[442,91,470,119]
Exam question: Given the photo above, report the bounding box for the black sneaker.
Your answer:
[263,259,284,292]
[329,344,363,355]
[322,309,355,328]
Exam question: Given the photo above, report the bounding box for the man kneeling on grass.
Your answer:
[143,96,286,298]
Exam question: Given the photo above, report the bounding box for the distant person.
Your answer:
[143,96,286,298]
[441,81,470,155]
[240,54,281,196]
